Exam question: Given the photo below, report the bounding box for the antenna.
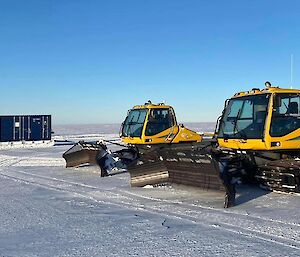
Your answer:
[290,54,293,89]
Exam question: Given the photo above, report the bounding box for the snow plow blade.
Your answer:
[62,141,103,167]
[128,142,225,192]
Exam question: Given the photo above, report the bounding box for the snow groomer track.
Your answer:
[0,147,300,257]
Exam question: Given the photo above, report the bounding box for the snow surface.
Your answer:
[0,132,299,257]
[0,140,54,150]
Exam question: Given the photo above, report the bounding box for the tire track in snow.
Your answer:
[0,154,64,169]
[119,189,300,227]
[0,155,24,168]
[0,168,299,251]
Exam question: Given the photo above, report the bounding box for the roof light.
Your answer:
[265,81,272,88]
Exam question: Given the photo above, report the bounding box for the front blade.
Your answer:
[128,142,225,191]
[62,142,101,167]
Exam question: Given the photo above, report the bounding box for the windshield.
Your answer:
[218,94,270,139]
[270,93,300,137]
[122,109,147,137]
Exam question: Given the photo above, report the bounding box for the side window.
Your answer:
[145,109,174,136]
[287,96,300,114]
[278,98,290,114]
[270,94,300,137]
[275,95,300,115]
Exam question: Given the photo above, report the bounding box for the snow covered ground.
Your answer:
[0,131,299,256]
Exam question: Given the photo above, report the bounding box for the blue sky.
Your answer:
[0,0,299,124]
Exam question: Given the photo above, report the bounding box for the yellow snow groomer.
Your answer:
[63,101,224,191]
[120,101,202,145]
[215,82,300,193]
[217,82,300,151]
[119,102,223,190]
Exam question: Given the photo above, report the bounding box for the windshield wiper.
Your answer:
[232,109,248,140]
[232,108,241,135]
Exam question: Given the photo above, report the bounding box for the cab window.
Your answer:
[145,109,174,136]
[122,109,147,137]
[218,94,269,139]
[270,94,300,137]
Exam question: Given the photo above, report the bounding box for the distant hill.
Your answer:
[53,122,216,135]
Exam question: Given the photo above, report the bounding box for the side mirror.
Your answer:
[119,121,126,137]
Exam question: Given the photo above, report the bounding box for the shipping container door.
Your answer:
[30,116,43,141]
[14,116,21,141]
[22,116,30,140]
[43,115,51,140]
[0,117,14,142]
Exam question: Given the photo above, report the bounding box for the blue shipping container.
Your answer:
[0,115,51,142]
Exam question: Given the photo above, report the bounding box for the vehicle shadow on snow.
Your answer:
[235,184,270,206]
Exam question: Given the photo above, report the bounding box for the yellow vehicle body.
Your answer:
[217,86,300,152]
[121,103,202,145]
[215,83,300,196]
